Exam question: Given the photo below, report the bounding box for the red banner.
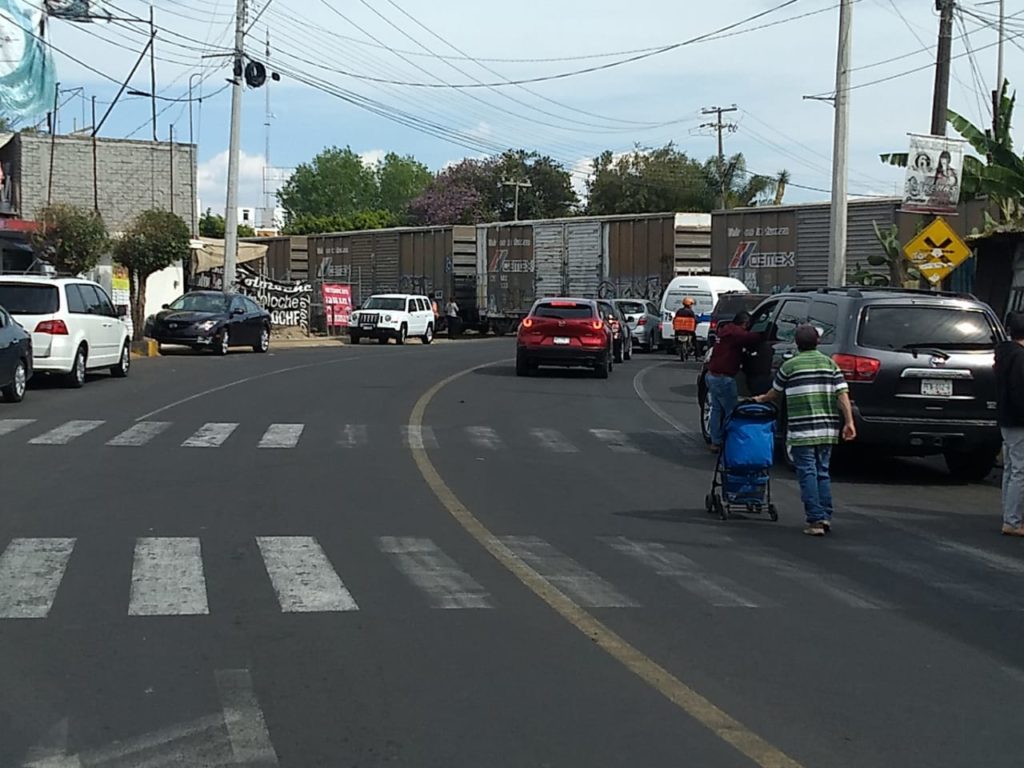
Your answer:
[322,283,352,327]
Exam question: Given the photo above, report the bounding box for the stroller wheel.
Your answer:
[768,504,779,522]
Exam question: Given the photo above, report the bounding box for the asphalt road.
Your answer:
[0,339,1020,768]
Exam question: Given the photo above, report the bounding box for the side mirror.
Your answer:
[116,305,128,318]
[161,304,169,310]
[232,307,245,316]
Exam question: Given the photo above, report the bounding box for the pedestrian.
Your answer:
[755,324,856,536]
[996,312,1024,537]
[705,310,761,452]
[445,298,460,339]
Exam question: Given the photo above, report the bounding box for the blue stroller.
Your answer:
[705,401,779,521]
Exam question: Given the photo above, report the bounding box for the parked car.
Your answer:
[597,299,633,363]
[516,298,613,378]
[349,294,435,345]
[613,299,661,353]
[0,277,130,387]
[145,291,271,355]
[0,303,32,402]
[698,286,1006,481]
[706,292,769,349]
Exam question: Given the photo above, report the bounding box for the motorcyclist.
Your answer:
[673,297,698,360]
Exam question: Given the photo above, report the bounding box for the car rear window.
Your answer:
[616,301,646,314]
[858,305,998,350]
[534,302,594,320]
[0,283,59,315]
[666,290,714,315]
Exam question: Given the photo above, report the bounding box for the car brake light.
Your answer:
[35,319,68,335]
[637,317,647,326]
[710,319,718,330]
[832,353,880,382]
[549,301,580,307]
[521,317,534,329]
[591,320,604,331]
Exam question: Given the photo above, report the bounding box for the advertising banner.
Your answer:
[903,133,966,215]
[322,283,352,328]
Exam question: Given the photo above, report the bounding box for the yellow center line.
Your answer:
[409,360,804,768]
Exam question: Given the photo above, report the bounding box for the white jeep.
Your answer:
[349,294,435,345]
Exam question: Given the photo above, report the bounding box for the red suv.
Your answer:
[516,298,613,378]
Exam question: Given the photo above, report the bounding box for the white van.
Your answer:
[659,276,749,350]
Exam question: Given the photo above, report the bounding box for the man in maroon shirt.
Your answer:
[705,311,762,450]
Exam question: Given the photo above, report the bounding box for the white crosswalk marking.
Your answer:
[28,420,105,445]
[402,425,437,450]
[107,421,172,447]
[605,537,764,608]
[182,423,238,448]
[529,428,578,454]
[258,424,305,449]
[500,536,637,608]
[338,424,368,448]
[589,429,640,454]
[0,418,36,437]
[257,537,358,612]
[129,538,209,616]
[736,551,889,610]
[465,426,502,451]
[0,538,75,619]
[842,544,1015,610]
[378,537,492,609]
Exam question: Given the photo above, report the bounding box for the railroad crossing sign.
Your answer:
[902,216,972,285]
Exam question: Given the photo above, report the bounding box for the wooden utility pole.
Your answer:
[501,178,532,221]
[700,105,738,209]
[931,0,955,137]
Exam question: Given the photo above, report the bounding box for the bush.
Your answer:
[31,204,109,276]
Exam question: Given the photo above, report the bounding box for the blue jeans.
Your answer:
[706,373,738,446]
[791,445,834,524]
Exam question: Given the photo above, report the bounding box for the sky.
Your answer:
[29,0,1024,215]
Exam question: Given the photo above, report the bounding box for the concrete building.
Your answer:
[0,131,197,234]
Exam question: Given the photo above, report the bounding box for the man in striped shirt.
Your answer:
[755,324,856,536]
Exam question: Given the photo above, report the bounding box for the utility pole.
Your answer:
[700,105,738,209]
[828,0,853,288]
[931,0,955,137]
[993,0,1005,136]
[222,0,246,292]
[148,6,157,142]
[169,124,174,214]
[501,178,531,221]
[263,29,273,231]
[91,96,98,213]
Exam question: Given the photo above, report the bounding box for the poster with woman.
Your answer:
[0,0,55,120]
[902,133,966,215]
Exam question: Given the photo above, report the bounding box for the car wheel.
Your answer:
[613,341,623,364]
[253,326,270,353]
[349,334,361,345]
[110,342,130,378]
[594,355,609,379]
[624,337,633,361]
[699,391,711,444]
[647,333,657,354]
[515,351,530,377]
[377,336,388,345]
[944,449,998,482]
[215,330,230,356]
[397,324,407,345]
[422,324,434,345]
[2,359,27,403]
[65,345,87,388]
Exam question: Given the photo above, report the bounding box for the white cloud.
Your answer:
[196,149,276,216]
[359,149,386,167]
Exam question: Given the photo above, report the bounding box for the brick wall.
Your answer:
[16,134,197,233]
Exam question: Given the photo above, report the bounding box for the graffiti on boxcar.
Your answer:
[399,274,435,296]
[597,276,664,302]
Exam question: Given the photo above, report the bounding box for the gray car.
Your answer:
[613,299,661,353]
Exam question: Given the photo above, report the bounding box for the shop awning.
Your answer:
[191,237,268,273]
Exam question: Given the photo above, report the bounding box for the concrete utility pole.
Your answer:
[828,0,853,288]
[223,0,246,292]
[700,105,738,209]
[993,0,1005,136]
[501,178,532,221]
[931,0,955,137]
[148,6,157,142]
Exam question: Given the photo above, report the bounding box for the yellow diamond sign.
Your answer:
[902,217,972,285]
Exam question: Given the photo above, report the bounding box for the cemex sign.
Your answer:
[713,209,798,293]
[729,241,796,269]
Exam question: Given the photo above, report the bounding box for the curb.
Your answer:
[131,339,160,357]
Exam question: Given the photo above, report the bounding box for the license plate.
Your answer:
[921,379,952,397]
[553,336,570,345]
[361,324,374,331]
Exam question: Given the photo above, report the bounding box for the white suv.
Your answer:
[0,276,131,387]
[349,294,435,345]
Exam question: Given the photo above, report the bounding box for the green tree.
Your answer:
[30,204,109,276]
[375,152,432,216]
[282,209,399,236]
[586,144,711,215]
[114,210,190,340]
[702,153,778,209]
[198,208,256,238]
[278,146,378,221]
[489,149,578,220]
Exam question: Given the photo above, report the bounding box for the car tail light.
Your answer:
[637,317,647,326]
[710,319,718,331]
[35,319,68,335]
[833,353,880,382]
[591,320,604,331]
[521,317,534,329]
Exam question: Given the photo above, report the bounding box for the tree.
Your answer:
[113,210,190,341]
[30,204,109,276]
[409,159,493,225]
[278,146,378,221]
[375,152,432,216]
[282,209,399,236]
[702,153,778,209]
[586,144,711,215]
[198,208,255,238]
[773,170,791,206]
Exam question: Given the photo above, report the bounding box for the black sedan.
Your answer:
[145,291,271,355]
[0,304,32,402]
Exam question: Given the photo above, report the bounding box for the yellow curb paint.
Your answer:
[408,360,804,768]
